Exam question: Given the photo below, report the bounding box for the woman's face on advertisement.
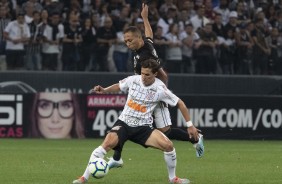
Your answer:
[37,93,74,139]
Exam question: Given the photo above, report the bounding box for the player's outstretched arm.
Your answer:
[141,3,153,39]
[177,99,199,141]
[91,83,121,94]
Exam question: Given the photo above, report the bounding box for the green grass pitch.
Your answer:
[1,139,281,184]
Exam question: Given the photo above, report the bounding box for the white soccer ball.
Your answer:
[88,158,109,179]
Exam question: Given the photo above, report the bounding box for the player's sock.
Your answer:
[164,148,177,180]
[90,146,107,159]
[113,149,122,161]
[82,167,90,180]
[166,128,197,144]
[82,146,107,180]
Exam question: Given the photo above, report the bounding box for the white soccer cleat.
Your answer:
[107,157,124,169]
[194,134,204,158]
[72,176,87,184]
[169,176,190,184]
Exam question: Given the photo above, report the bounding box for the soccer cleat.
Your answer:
[194,134,204,158]
[72,176,87,184]
[169,176,190,184]
[107,157,124,169]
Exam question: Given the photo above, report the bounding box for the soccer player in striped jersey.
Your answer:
[73,59,199,184]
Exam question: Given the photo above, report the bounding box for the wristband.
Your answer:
[186,121,193,127]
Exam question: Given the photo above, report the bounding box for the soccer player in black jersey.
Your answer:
[107,3,204,169]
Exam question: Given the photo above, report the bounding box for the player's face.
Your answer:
[141,67,157,86]
[37,93,74,139]
[124,32,142,50]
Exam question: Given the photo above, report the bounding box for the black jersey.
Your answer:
[133,37,161,74]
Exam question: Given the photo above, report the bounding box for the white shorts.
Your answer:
[153,102,172,128]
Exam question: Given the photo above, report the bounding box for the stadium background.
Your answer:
[0,71,281,139]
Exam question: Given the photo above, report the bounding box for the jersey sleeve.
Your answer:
[158,83,179,107]
[119,76,134,93]
[144,38,161,65]
[146,37,154,43]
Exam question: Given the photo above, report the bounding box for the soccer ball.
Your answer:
[88,158,109,179]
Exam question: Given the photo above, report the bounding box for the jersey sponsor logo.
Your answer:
[124,116,140,126]
[127,99,147,113]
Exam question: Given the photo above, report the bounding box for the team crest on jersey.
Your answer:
[146,91,156,100]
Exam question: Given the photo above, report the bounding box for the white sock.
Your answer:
[164,148,177,180]
[82,146,107,180]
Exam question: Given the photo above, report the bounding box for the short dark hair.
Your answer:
[141,59,160,73]
[123,26,142,36]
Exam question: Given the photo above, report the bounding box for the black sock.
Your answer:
[113,150,122,161]
[165,128,197,144]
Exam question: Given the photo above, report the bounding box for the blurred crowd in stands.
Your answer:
[0,0,282,75]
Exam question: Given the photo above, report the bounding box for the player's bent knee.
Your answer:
[102,132,119,151]
[162,139,174,152]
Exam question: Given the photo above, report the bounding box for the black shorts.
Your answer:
[109,120,154,151]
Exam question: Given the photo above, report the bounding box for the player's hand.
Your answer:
[89,85,104,94]
[93,85,105,94]
[141,3,148,19]
[187,126,199,142]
